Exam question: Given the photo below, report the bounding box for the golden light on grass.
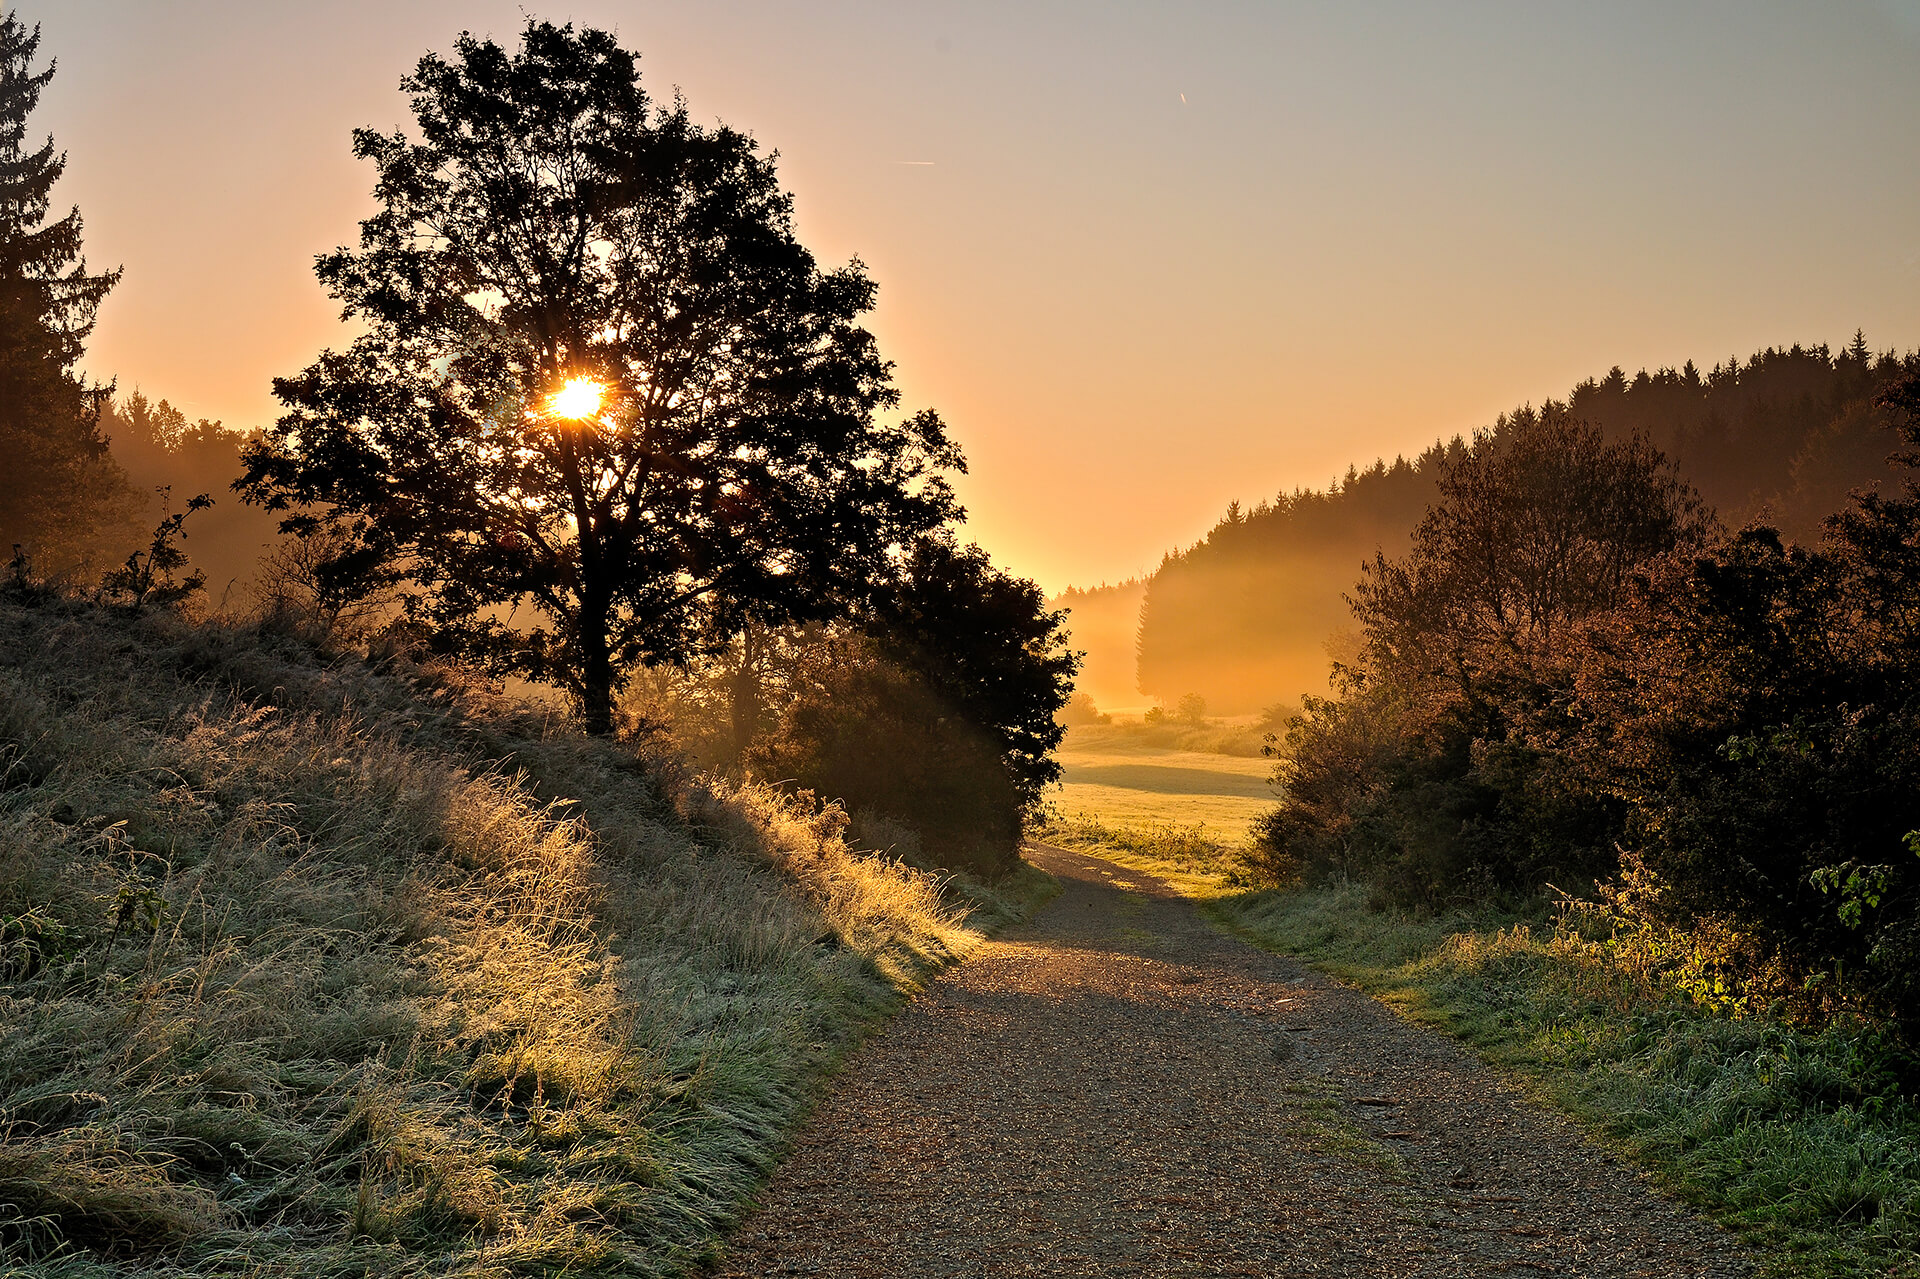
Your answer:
[548,376,606,420]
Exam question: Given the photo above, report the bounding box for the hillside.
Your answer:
[1129,338,1919,714]
[0,597,1034,1277]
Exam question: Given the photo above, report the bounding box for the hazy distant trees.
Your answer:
[1136,452,1449,712]
[241,21,960,734]
[1137,340,1918,716]
[0,14,132,569]
[104,391,280,603]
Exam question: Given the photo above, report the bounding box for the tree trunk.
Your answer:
[729,662,761,761]
[581,603,616,736]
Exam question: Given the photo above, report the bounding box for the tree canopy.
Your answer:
[241,20,961,732]
[1354,407,1711,685]
[1257,412,1711,901]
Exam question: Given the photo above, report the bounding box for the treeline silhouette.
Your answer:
[101,392,278,602]
[1134,336,1919,713]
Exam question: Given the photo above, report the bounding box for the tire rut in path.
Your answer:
[715,843,1751,1277]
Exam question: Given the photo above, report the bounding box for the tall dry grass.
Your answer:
[0,597,993,1276]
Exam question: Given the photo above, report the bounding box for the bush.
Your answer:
[1253,679,1621,906]
[1258,372,1920,1038]
[748,637,1025,879]
[1254,409,1706,907]
[1570,518,1920,1029]
[1056,689,1107,727]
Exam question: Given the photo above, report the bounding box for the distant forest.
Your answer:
[1047,578,1145,711]
[100,392,279,602]
[1107,335,1917,713]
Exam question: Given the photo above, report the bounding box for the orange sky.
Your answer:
[40,1,1920,593]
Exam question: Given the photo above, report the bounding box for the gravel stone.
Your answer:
[715,842,1753,1277]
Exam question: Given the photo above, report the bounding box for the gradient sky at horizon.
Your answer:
[37,0,1920,593]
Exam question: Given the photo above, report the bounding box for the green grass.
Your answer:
[0,597,1051,1278]
[1214,883,1920,1279]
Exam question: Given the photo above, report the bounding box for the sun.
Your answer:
[548,376,606,420]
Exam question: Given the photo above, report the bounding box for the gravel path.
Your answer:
[715,843,1752,1277]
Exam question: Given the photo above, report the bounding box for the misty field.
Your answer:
[1050,724,1275,844]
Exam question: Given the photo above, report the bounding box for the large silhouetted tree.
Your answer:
[0,12,129,568]
[241,21,961,733]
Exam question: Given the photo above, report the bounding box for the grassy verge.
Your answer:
[0,598,1050,1278]
[937,861,1060,934]
[1048,814,1920,1279]
[1228,888,1920,1279]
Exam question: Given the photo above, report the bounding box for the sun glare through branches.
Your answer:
[548,376,606,421]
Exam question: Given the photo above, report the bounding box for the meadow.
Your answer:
[1049,720,1278,845]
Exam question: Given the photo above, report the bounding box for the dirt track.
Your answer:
[715,843,1751,1277]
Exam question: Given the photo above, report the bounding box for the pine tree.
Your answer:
[1847,327,1871,366]
[0,12,130,571]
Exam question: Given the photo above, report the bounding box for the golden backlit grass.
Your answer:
[0,598,1025,1277]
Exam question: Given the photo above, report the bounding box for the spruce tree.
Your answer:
[0,11,129,570]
